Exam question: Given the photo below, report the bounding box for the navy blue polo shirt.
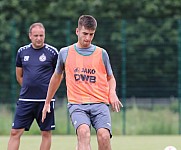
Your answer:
[16,43,58,101]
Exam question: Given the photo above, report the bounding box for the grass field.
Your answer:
[0,102,179,135]
[1,135,181,150]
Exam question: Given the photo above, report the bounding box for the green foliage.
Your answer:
[170,99,179,113]
[0,103,179,135]
[126,105,178,135]
[0,0,181,101]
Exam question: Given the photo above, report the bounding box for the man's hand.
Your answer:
[109,92,123,112]
[42,103,51,123]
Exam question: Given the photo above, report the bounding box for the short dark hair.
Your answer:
[29,22,45,33]
[78,15,97,30]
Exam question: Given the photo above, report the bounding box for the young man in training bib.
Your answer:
[42,15,123,150]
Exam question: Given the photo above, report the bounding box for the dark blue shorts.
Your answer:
[67,103,112,137]
[12,101,55,131]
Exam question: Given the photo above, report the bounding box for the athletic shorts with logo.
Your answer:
[12,101,55,131]
[68,103,112,137]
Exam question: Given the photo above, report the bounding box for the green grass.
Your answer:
[125,106,178,134]
[1,135,181,150]
[0,102,179,135]
[1,102,180,149]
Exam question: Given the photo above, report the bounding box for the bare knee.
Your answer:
[97,128,110,142]
[76,125,91,150]
[10,129,24,138]
[97,128,111,150]
[41,131,51,138]
[77,124,90,139]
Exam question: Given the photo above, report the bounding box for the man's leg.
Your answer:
[97,128,111,150]
[76,124,91,150]
[7,128,24,150]
[40,130,52,150]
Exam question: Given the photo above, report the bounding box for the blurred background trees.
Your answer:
[0,0,181,103]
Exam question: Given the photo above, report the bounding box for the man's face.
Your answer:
[76,26,95,48]
[29,26,45,49]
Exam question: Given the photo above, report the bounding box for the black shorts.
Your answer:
[12,101,55,131]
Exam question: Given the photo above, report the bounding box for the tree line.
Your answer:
[0,0,181,103]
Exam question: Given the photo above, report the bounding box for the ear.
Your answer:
[29,33,31,40]
[76,28,79,35]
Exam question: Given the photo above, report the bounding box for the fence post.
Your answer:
[121,19,126,135]
[66,20,71,135]
[10,20,17,112]
[178,19,181,134]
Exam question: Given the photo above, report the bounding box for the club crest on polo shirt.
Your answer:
[39,53,46,62]
[24,56,29,61]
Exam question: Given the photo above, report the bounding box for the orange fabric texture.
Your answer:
[65,44,109,104]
